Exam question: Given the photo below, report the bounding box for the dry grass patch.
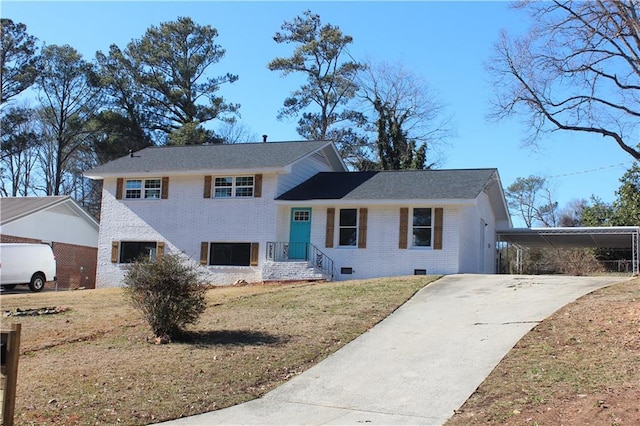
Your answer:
[447,276,640,426]
[1,275,436,425]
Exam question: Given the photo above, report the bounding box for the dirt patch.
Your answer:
[513,388,640,425]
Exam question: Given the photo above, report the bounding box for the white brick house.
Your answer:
[84,140,511,288]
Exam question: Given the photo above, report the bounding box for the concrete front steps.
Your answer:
[262,261,331,282]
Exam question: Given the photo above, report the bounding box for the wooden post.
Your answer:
[1,323,21,426]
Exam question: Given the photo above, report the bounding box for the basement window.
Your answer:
[119,241,158,263]
[209,243,251,266]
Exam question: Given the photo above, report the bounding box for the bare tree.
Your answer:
[0,105,39,196]
[35,44,102,195]
[506,175,558,227]
[558,198,588,227]
[489,0,640,161]
[358,60,452,170]
[215,121,259,144]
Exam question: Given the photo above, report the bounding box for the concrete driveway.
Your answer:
[160,274,628,426]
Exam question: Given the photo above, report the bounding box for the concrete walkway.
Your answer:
[160,274,628,426]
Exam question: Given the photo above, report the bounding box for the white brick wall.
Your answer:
[96,173,280,287]
[262,261,328,281]
[305,205,464,281]
[96,168,501,287]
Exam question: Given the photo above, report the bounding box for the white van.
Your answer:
[0,243,57,292]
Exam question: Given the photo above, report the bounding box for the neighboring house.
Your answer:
[0,196,99,289]
[84,140,511,288]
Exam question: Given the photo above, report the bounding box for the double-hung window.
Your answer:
[339,208,358,246]
[125,179,161,199]
[412,208,432,247]
[214,177,233,197]
[214,176,254,198]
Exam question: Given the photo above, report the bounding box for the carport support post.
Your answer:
[496,238,507,274]
[515,247,523,274]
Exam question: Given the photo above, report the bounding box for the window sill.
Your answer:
[209,197,256,200]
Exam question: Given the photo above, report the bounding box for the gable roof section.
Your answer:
[84,140,345,179]
[0,196,99,229]
[277,169,499,201]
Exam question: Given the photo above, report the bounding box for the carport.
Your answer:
[497,226,640,275]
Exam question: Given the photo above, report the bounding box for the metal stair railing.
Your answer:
[266,242,335,280]
[308,243,335,280]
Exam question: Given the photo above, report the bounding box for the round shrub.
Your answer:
[123,254,206,341]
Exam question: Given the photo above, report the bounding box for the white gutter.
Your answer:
[84,166,288,180]
[274,198,477,207]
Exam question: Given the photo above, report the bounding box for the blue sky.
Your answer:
[4,1,636,226]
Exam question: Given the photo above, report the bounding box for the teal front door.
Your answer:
[289,208,311,260]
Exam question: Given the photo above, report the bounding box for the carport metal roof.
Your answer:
[497,226,639,275]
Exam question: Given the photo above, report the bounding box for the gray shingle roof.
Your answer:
[0,196,98,228]
[276,169,499,201]
[84,140,335,178]
[1,196,70,224]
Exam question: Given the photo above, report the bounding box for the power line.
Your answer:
[547,162,632,179]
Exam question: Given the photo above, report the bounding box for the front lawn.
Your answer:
[1,276,435,425]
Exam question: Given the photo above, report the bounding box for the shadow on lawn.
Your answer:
[180,329,289,347]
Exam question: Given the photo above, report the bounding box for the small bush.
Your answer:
[553,248,604,276]
[123,254,206,341]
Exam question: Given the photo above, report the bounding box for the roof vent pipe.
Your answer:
[262,134,268,143]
